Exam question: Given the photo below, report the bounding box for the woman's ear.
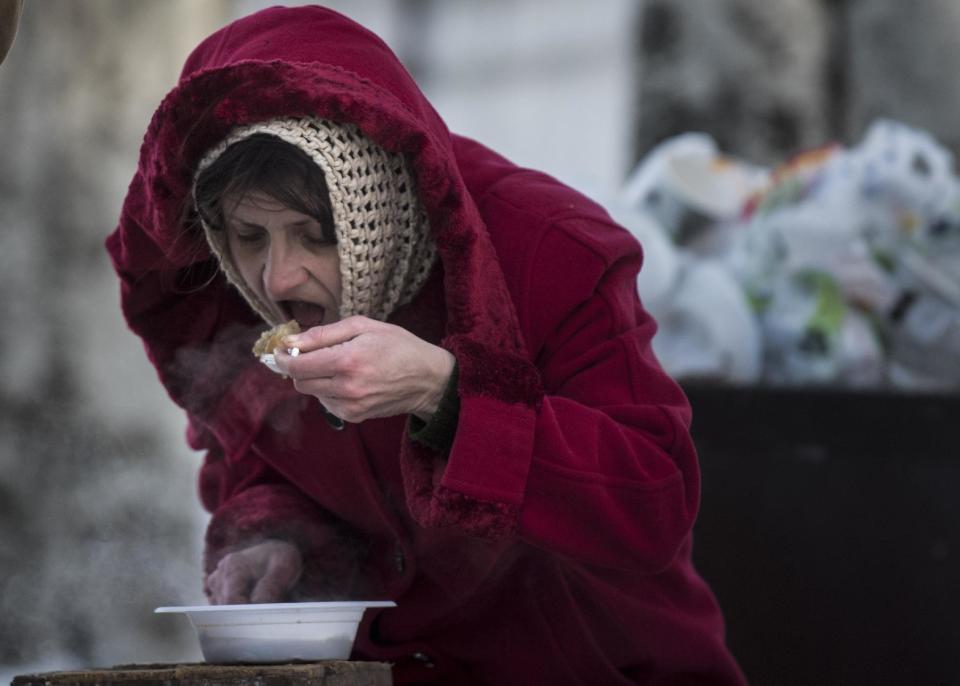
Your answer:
[0,0,24,65]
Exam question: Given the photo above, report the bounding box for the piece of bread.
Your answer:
[252,320,301,356]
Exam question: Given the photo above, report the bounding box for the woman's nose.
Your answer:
[262,243,307,299]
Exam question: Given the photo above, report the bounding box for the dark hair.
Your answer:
[192,134,336,243]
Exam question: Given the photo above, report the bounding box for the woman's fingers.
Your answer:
[275,323,368,377]
[206,540,302,605]
[276,345,341,378]
[208,554,255,604]
[249,576,286,604]
[277,320,377,379]
[275,316,454,421]
[282,315,371,354]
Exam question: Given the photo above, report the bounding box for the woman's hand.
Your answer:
[206,539,302,605]
[274,315,455,423]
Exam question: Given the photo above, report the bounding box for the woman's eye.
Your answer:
[234,231,264,245]
[302,233,332,248]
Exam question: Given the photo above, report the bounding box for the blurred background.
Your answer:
[1,1,958,684]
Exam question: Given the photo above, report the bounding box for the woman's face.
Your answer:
[224,191,341,328]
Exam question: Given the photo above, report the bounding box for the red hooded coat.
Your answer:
[106,6,746,685]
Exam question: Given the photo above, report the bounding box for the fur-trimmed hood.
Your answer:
[118,4,524,347]
[107,5,541,444]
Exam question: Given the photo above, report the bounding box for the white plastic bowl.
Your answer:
[155,601,396,663]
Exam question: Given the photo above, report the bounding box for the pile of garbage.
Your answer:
[613,119,960,391]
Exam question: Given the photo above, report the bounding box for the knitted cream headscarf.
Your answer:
[194,117,436,326]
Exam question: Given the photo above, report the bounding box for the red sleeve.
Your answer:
[399,218,699,575]
[188,416,369,599]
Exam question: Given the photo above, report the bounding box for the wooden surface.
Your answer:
[10,662,392,686]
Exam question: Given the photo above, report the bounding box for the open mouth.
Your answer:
[283,300,328,329]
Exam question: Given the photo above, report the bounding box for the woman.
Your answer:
[107,6,746,685]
